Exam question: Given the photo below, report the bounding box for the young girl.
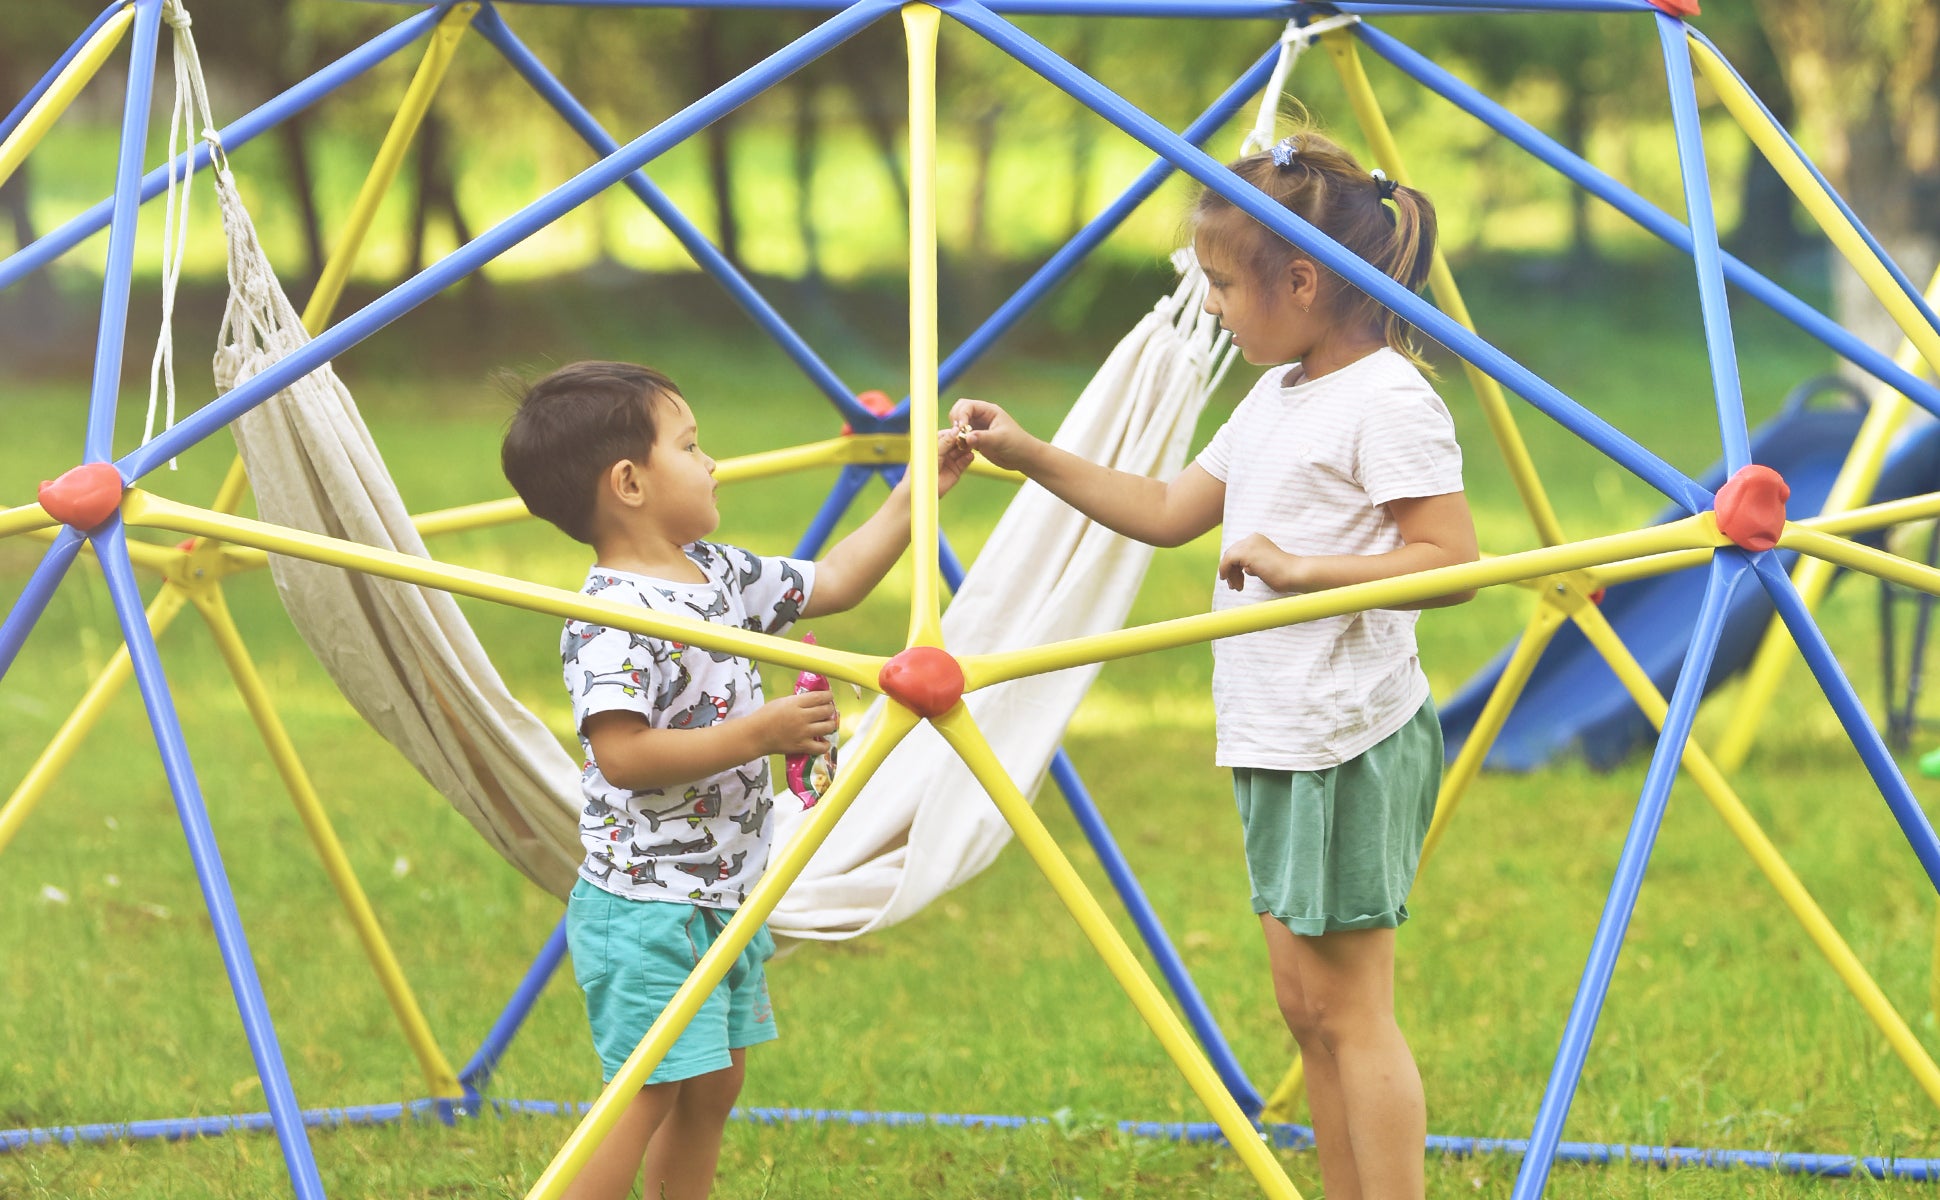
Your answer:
[951,131,1475,1200]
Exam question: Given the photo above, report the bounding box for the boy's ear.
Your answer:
[606,457,648,509]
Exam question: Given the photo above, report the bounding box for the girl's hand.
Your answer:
[948,398,1037,472]
[1219,533,1306,593]
[935,428,973,496]
[754,689,840,756]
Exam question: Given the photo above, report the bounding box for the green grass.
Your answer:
[4,267,1940,1199]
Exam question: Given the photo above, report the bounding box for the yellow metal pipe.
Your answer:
[1590,547,1717,589]
[0,5,136,192]
[1259,1052,1306,1127]
[1691,39,1940,377]
[1421,601,1571,870]
[1570,601,1940,1111]
[1712,268,1940,773]
[0,585,188,858]
[120,491,887,689]
[188,585,464,1099]
[0,504,58,541]
[904,4,943,650]
[1783,526,1940,598]
[1797,490,1940,540]
[1325,32,1566,548]
[303,4,477,331]
[931,706,1300,1199]
[522,706,921,1200]
[964,518,1720,690]
[26,525,178,576]
[211,455,252,519]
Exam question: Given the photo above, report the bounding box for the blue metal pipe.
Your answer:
[950,1,1711,516]
[1352,24,1940,419]
[84,0,163,465]
[1,1099,434,1152]
[1512,553,1748,1200]
[1687,30,1940,340]
[1751,553,1940,892]
[891,43,1278,424]
[471,4,873,428]
[347,0,1661,12]
[93,522,326,1200]
[119,0,896,483]
[1658,14,1750,475]
[0,1,128,145]
[457,916,570,1093]
[0,6,451,294]
[0,528,86,684]
[791,465,877,559]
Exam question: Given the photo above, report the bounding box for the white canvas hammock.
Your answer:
[768,268,1228,941]
[187,12,1229,920]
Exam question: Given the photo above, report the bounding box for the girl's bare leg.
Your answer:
[640,1051,746,1200]
[1262,914,1363,1200]
[563,1081,682,1200]
[1284,925,1425,1200]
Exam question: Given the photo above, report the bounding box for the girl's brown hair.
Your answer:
[1192,129,1438,368]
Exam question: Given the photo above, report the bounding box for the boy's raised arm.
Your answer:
[802,433,972,618]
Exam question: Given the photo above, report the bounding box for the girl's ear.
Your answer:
[1286,257,1320,310]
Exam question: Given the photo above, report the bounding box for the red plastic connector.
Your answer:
[839,389,898,436]
[878,645,964,718]
[38,463,124,532]
[1648,0,1699,15]
[1714,464,1788,551]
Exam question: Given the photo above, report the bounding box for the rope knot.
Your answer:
[162,0,193,30]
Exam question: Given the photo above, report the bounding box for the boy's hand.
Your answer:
[947,398,1035,472]
[1218,533,1306,594]
[755,689,840,755]
[936,428,973,496]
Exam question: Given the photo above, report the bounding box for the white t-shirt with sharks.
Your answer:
[564,541,816,908]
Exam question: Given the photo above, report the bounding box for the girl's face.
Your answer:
[1195,230,1320,367]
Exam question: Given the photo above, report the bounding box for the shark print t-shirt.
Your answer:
[563,541,815,908]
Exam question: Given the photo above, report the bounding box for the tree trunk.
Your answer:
[278,103,327,297]
[1752,1,1940,368]
[697,14,740,267]
[793,73,823,285]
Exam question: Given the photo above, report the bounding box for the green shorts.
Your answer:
[1233,698,1441,937]
[566,879,778,1084]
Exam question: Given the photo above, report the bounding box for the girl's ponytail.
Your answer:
[1379,180,1438,366]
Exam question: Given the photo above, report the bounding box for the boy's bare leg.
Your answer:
[640,1051,747,1200]
[1286,925,1425,1200]
[563,1081,682,1200]
[1261,915,1363,1200]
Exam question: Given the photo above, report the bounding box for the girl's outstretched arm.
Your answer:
[950,398,1224,548]
[1219,491,1479,608]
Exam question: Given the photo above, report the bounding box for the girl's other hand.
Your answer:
[1219,533,1303,593]
[947,398,1034,471]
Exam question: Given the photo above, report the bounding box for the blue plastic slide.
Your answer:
[1442,382,1940,771]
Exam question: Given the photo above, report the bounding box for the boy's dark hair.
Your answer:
[501,361,679,545]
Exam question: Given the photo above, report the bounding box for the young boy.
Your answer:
[501,361,968,1200]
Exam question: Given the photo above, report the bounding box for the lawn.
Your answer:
[3,259,1939,1199]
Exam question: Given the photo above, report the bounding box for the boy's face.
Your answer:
[635,390,719,545]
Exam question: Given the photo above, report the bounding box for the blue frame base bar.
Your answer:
[15,1097,1940,1184]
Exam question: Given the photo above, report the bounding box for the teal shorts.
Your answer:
[1232,697,1441,937]
[566,879,778,1084]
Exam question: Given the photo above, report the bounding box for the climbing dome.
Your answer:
[4,0,1940,1197]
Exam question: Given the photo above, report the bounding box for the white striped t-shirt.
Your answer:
[1195,348,1464,771]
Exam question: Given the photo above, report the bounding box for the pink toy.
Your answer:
[785,633,839,808]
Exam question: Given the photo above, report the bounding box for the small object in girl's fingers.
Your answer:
[952,420,973,450]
